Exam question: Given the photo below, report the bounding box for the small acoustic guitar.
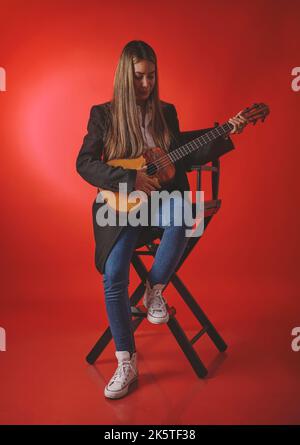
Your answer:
[97,102,270,213]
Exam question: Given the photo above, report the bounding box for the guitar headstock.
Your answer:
[241,103,270,125]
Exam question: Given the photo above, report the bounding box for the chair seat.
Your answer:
[135,226,164,249]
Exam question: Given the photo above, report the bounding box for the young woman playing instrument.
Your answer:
[76,40,247,399]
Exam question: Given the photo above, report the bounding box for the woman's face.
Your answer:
[133,59,156,105]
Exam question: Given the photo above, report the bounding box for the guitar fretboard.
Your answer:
[167,121,234,163]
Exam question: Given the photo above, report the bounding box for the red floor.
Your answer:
[1,272,299,425]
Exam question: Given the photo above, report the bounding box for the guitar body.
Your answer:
[97,146,176,213]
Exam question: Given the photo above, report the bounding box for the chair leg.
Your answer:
[86,327,112,365]
[129,281,146,306]
[171,274,227,352]
[132,253,227,351]
[167,316,208,378]
[131,252,209,377]
[131,317,145,331]
[131,253,148,280]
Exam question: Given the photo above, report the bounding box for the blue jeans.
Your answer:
[103,195,191,354]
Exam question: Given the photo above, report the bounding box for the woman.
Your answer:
[76,40,247,399]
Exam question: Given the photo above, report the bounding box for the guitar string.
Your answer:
[145,122,232,176]
[145,109,266,176]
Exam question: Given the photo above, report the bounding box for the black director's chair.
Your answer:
[86,130,227,378]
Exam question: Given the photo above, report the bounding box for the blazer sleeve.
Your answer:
[76,105,137,192]
[168,104,236,171]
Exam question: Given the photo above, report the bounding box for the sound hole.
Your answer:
[146,163,157,176]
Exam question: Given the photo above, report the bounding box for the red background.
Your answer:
[0,0,300,424]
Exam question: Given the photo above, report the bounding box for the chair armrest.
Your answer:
[188,159,220,200]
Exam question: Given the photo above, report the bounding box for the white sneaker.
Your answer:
[104,351,138,399]
[143,281,169,324]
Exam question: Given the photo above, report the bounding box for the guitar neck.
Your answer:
[168,121,234,163]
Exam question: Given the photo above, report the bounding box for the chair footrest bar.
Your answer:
[131,306,147,317]
[190,327,208,345]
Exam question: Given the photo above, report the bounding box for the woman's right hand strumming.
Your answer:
[134,167,161,195]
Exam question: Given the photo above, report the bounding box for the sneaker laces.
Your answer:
[149,290,167,313]
[111,360,134,383]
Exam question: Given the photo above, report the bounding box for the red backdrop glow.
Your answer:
[0,0,299,425]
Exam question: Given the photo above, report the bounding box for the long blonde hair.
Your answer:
[103,40,172,161]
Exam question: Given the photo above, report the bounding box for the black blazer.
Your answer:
[76,100,235,274]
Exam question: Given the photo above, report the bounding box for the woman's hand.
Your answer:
[229,111,248,134]
[135,167,161,195]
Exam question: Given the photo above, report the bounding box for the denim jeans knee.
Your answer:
[156,192,192,229]
[103,276,129,302]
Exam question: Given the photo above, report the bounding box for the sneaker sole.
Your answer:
[104,376,138,399]
[147,313,169,324]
